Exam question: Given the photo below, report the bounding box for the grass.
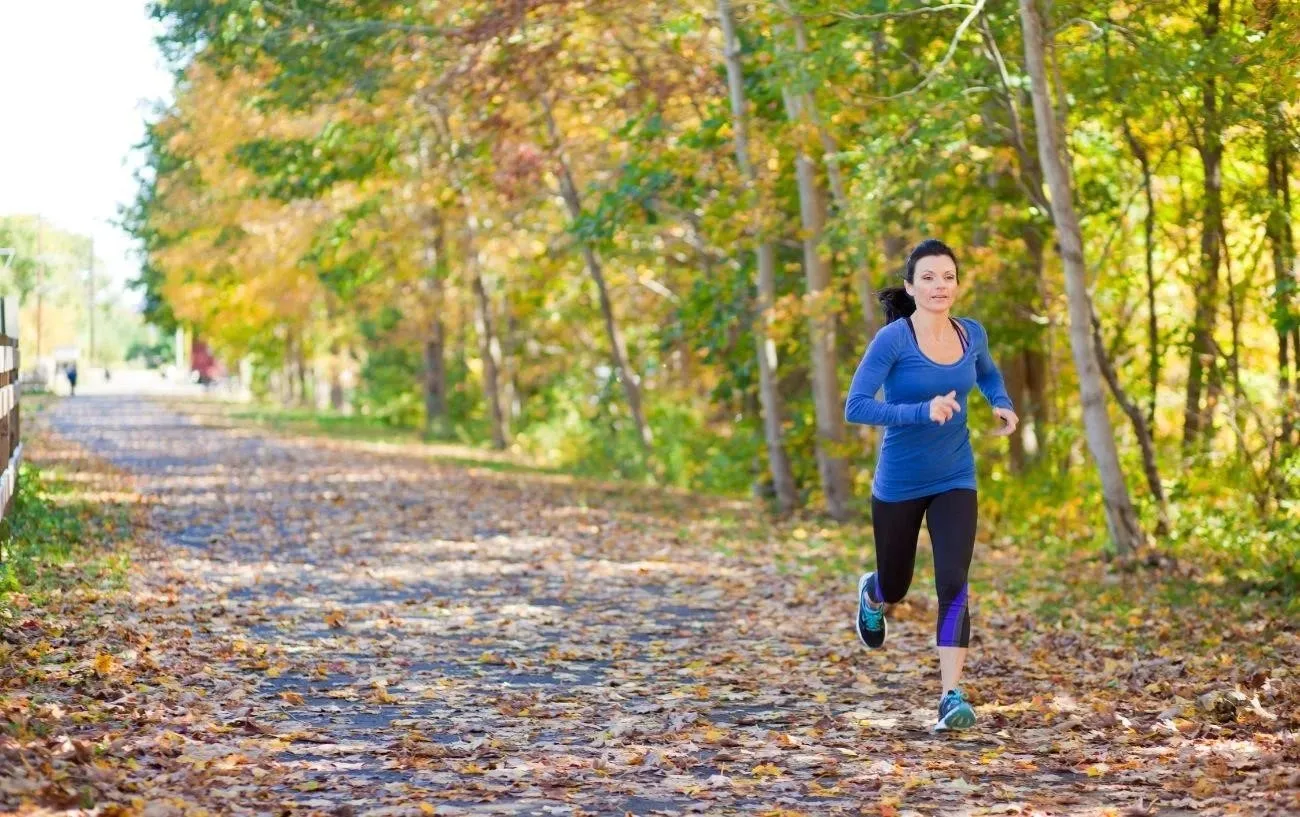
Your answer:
[195,399,762,498]
[0,397,137,612]
[171,399,759,519]
[230,405,427,444]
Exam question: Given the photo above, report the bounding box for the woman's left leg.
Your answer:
[925,488,979,694]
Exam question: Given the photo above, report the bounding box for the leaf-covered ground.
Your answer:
[2,395,1296,816]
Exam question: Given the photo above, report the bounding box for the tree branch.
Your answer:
[829,3,979,22]
[867,0,988,102]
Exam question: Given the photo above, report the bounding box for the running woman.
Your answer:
[844,238,1017,732]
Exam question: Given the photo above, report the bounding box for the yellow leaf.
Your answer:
[324,610,346,629]
[752,762,783,778]
[93,653,116,677]
[280,691,305,706]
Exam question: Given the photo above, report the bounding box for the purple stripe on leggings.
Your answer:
[939,584,968,646]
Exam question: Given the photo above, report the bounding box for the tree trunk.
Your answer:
[717,0,799,515]
[1122,122,1161,430]
[781,80,853,521]
[423,213,450,438]
[330,361,345,412]
[1222,233,1244,410]
[1266,105,1297,443]
[295,338,309,408]
[1091,309,1170,536]
[1020,222,1051,460]
[283,333,299,407]
[504,305,522,436]
[1183,0,1224,455]
[540,94,653,454]
[780,2,877,342]
[464,209,507,451]
[1018,0,1145,556]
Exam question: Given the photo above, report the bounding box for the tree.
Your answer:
[716,0,799,515]
[778,12,852,521]
[1018,0,1145,556]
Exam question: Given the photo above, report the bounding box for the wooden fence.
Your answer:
[0,299,20,524]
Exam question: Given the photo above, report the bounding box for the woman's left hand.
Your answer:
[991,407,1019,437]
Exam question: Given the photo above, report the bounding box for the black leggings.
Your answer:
[868,489,977,648]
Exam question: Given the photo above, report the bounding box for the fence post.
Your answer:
[0,301,21,554]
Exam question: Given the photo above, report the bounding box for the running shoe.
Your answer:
[933,687,977,732]
[855,571,887,649]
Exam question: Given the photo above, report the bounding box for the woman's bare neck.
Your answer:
[910,309,952,336]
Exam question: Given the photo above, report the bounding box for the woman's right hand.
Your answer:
[929,391,961,424]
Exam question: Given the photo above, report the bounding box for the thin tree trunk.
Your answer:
[1090,309,1170,536]
[781,74,853,521]
[464,209,507,451]
[423,213,450,438]
[283,333,298,407]
[780,2,878,341]
[1183,0,1225,455]
[1021,223,1051,458]
[1019,0,1145,556]
[1222,233,1244,413]
[1291,131,1300,449]
[1266,105,1297,443]
[1123,122,1161,430]
[540,94,653,454]
[503,304,521,436]
[717,0,799,515]
[296,337,308,408]
[330,355,345,412]
[1204,354,1224,445]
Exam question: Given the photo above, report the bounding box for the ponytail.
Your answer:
[877,286,916,324]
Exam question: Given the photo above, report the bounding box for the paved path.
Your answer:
[37,394,1278,816]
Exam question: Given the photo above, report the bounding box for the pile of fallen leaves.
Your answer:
[0,430,289,815]
[2,399,1298,816]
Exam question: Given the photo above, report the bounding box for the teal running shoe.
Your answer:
[855,572,886,649]
[933,688,977,732]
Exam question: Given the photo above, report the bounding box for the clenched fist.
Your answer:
[929,391,961,425]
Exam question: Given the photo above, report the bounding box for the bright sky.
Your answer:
[0,1,173,306]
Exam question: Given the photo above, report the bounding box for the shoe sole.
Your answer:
[932,703,977,732]
[855,573,886,649]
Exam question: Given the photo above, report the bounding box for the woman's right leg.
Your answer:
[856,494,928,649]
[868,494,929,604]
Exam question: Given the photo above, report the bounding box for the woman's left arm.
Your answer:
[971,321,1019,436]
[971,321,1014,410]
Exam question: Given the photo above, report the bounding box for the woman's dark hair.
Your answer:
[877,238,960,324]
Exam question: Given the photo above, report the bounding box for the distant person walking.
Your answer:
[844,239,1018,732]
[66,362,78,397]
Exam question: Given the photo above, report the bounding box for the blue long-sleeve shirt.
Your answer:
[844,317,1013,502]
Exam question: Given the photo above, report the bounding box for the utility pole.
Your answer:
[35,217,43,363]
[87,236,95,367]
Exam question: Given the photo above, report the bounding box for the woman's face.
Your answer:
[905,254,959,314]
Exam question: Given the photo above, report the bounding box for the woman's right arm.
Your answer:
[844,328,933,427]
